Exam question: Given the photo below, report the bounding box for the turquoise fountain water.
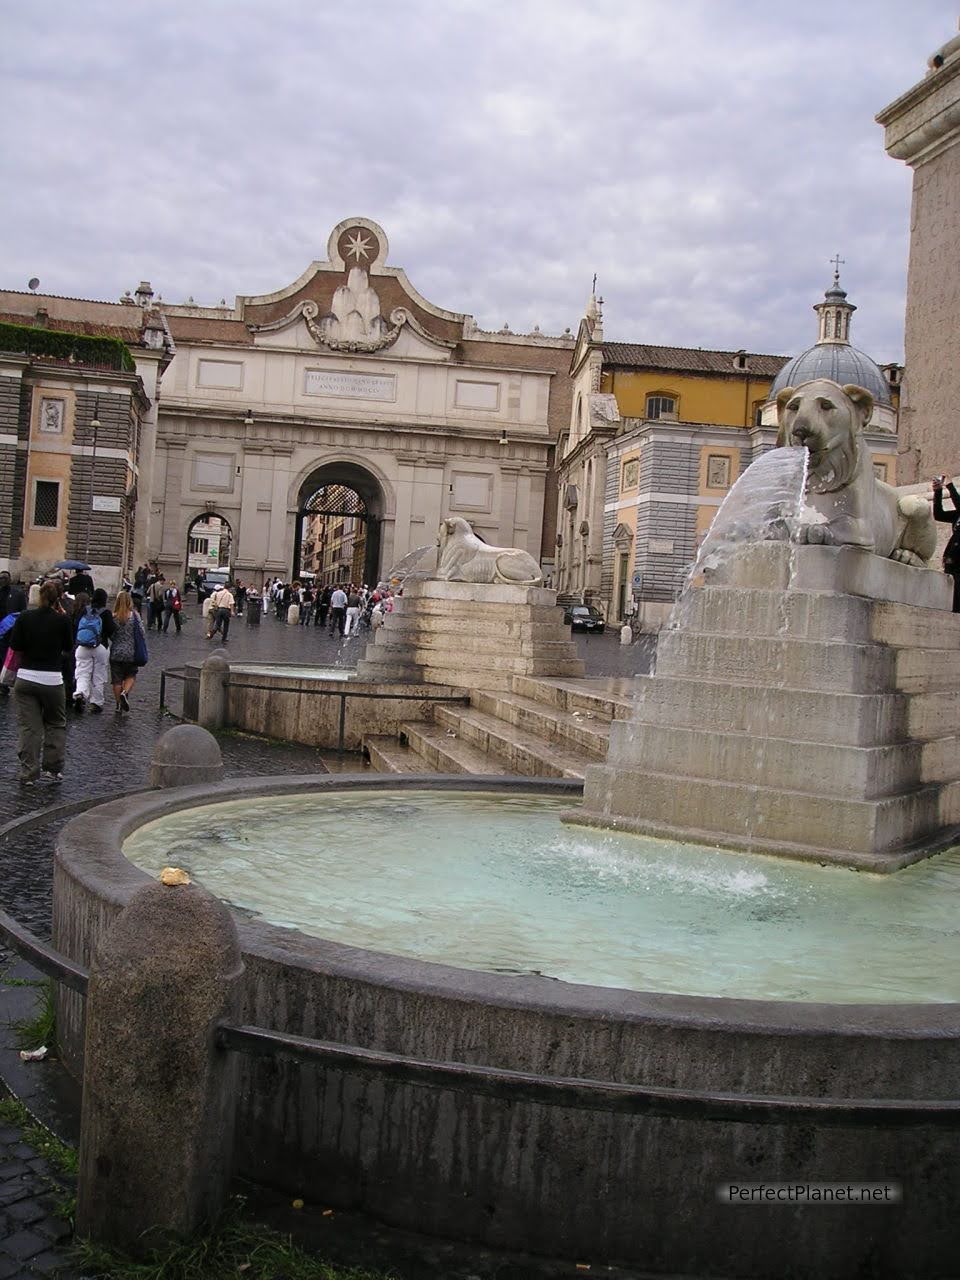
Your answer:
[122,789,960,1004]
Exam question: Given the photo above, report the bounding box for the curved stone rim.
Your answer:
[54,773,960,1036]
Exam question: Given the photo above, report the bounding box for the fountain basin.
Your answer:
[54,776,960,1277]
[183,661,463,751]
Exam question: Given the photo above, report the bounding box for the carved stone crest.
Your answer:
[302,267,410,354]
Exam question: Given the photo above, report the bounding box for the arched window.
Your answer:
[646,394,677,420]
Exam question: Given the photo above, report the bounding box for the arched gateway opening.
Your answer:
[185,511,233,585]
[293,463,385,587]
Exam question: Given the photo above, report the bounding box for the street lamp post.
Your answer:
[83,399,101,564]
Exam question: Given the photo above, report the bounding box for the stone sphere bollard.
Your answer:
[150,724,224,788]
[76,874,244,1255]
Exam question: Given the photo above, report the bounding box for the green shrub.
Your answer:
[0,320,136,372]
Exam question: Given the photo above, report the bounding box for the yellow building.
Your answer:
[556,276,900,630]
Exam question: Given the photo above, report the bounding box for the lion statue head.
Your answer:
[775,379,873,494]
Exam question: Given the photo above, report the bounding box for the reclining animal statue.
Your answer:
[435,517,543,585]
[776,378,936,567]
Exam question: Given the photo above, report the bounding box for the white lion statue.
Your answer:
[436,517,543,585]
[776,379,936,567]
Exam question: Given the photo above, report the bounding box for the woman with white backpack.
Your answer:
[73,588,114,714]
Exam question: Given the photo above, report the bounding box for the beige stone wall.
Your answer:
[878,39,960,484]
[898,140,960,483]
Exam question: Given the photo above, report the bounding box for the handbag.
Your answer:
[0,648,22,688]
[132,617,149,667]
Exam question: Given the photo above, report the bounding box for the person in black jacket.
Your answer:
[933,476,960,612]
[0,572,27,698]
[8,581,74,783]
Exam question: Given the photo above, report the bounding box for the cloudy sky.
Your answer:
[2,1,956,363]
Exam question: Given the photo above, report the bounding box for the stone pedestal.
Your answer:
[576,543,960,871]
[355,578,585,690]
[877,30,960,484]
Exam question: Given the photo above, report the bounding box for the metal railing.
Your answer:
[159,664,471,755]
[3,800,960,1129]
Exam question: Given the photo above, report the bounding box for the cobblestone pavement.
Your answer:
[0,1125,76,1279]
[0,600,655,1277]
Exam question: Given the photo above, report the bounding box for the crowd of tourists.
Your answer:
[261,579,395,636]
[1,567,151,785]
[0,561,402,786]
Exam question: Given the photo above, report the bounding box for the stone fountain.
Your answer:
[356,515,585,689]
[49,380,960,1279]
[577,379,960,869]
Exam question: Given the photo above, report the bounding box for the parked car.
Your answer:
[197,568,231,602]
[563,604,605,633]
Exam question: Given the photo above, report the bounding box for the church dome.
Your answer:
[768,269,892,407]
[769,343,891,406]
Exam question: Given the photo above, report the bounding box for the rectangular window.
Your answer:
[646,395,676,420]
[706,455,731,489]
[873,461,888,483]
[621,458,639,490]
[33,480,60,528]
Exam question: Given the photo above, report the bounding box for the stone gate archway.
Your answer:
[292,462,386,587]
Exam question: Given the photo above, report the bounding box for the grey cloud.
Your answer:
[1,0,956,365]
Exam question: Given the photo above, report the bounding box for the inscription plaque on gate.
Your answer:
[304,369,397,401]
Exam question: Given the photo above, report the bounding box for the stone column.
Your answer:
[157,438,186,570]
[198,652,230,729]
[76,877,243,1255]
[877,29,960,484]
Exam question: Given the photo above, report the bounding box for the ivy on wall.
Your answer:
[0,321,135,372]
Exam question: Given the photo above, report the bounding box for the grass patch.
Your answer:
[0,969,47,989]
[0,1094,78,1180]
[72,1198,393,1280]
[14,977,57,1053]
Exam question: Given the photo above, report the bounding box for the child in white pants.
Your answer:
[73,643,109,712]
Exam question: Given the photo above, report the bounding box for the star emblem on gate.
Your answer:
[344,231,373,262]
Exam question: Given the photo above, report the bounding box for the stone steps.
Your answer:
[657,628,959,694]
[358,641,585,685]
[355,578,585,691]
[473,689,611,760]
[432,704,591,779]
[400,721,514,775]
[511,675,639,721]
[630,675,960,747]
[656,630,896,693]
[581,764,960,865]
[363,734,438,774]
[605,720,960,800]
[682,583,960,648]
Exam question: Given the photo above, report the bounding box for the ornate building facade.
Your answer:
[0,293,171,588]
[151,218,573,590]
[1,218,574,590]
